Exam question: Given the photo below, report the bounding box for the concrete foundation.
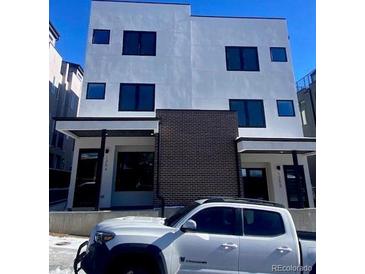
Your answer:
[49,208,316,236]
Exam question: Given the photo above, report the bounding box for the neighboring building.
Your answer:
[297,69,316,205]
[55,1,316,211]
[49,22,84,171]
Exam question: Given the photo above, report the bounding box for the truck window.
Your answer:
[243,209,285,237]
[190,207,238,235]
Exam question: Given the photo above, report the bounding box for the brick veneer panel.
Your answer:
[154,110,239,206]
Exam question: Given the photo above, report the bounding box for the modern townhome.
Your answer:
[55,0,316,211]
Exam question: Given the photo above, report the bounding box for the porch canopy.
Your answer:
[236,137,316,155]
[55,117,159,138]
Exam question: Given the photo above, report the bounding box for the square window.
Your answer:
[270,47,287,62]
[226,47,259,71]
[229,99,265,127]
[119,84,155,111]
[123,31,156,56]
[92,29,110,44]
[277,100,295,117]
[86,83,106,99]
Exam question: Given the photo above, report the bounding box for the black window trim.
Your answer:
[241,208,286,237]
[225,46,260,72]
[270,47,288,62]
[119,83,155,112]
[277,99,295,117]
[229,99,266,128]
[185,206,243,236]
[122,30,157,56]
[86,82,106,100]
[92,29,110,45]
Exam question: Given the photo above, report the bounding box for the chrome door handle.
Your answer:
[221,243,238,250]
[276,246,293,253]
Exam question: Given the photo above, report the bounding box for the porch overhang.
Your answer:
[55,117,159,139]
[236,137,316,155]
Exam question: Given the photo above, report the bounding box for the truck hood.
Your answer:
[95,216,167,231]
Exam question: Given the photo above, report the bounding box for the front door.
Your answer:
[283,165,309,208]
[242,168,269,200]
[175,206,240,274]
[73,149,100,208]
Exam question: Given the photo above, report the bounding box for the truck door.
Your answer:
[175,206,241,274]
[238,208,300,273]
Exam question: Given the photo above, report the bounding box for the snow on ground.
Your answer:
[49,235,88,274]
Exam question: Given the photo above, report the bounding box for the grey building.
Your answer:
[297,69,316,205]
[49,22,84,171]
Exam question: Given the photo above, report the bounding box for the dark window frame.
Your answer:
[225,46,260,71]
[86,83,106,100]
[119,83,155,111]
[188,206,243,236]
[122,30,157,56]
[270,47,287,62]
[229,99,266,128]
[277,100,295,117]
[92,29,110,45]
[242,208,286,237]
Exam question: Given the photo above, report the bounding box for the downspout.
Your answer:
[155,121,165,217]
[235,140,242,197]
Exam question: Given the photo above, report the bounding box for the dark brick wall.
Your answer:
[154,110,240,206]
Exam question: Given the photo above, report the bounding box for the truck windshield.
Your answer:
[164,202,200,227]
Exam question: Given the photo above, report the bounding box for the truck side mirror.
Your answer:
[181,219,197,232]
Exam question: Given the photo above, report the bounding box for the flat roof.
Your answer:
[92,0,189,6]
[92,0,286,21]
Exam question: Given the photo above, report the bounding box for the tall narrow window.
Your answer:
[226,47,259,71]
[92,29,110,44]
[86,83,106,99]
[123,31,156,56]
[270,47,287,62]
[119,84,155,111]
[229,99,266,127]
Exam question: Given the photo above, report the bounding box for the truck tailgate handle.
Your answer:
[276,246,293,253]
[221,243,238,250]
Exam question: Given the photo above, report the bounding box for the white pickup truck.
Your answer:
[74,198,316,274]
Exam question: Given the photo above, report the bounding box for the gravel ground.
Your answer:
[49,235,88,274]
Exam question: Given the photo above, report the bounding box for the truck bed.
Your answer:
[297,230,316,241]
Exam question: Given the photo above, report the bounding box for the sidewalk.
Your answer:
[49,234,87,274]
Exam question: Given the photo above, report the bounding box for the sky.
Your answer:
[49,0,315,80]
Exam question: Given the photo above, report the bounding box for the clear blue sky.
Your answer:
[49,0,315,80]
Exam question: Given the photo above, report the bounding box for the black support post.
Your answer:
[291,150,304,208]
[95,129,107,211]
